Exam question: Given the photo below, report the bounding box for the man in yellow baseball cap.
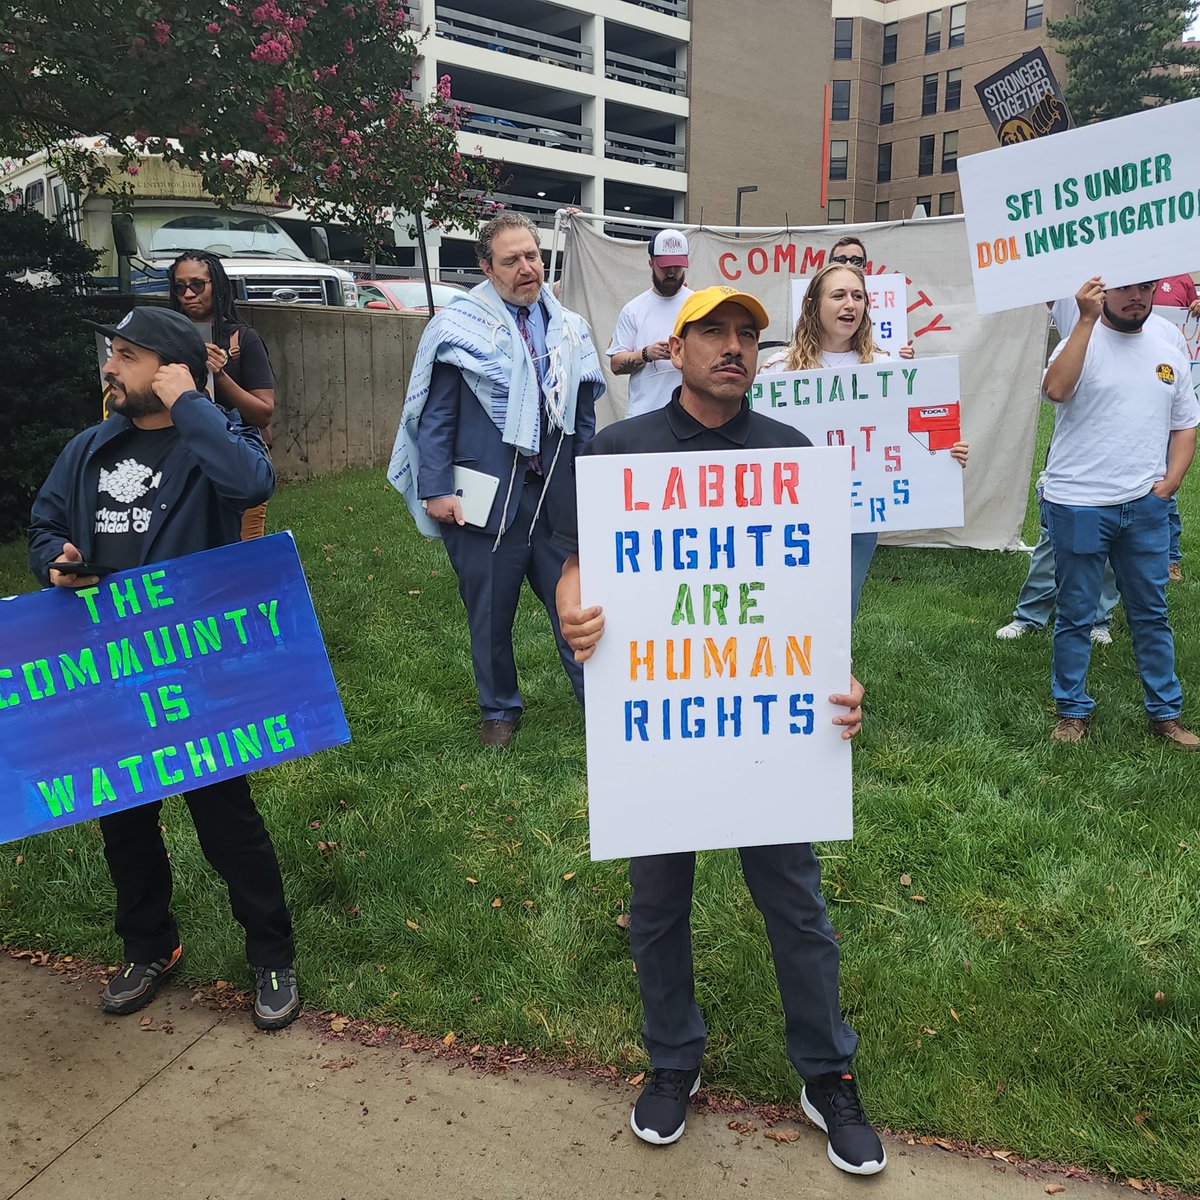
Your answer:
[553,285,884,1176]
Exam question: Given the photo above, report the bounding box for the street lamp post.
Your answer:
[735,185,758,232]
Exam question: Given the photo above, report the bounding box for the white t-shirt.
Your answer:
[607,286,693,418]
[1050,297,1188,356]
[1042,322,1198,506]
[758,348,893,372]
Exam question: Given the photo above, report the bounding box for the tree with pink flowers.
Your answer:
[0,0,495,248]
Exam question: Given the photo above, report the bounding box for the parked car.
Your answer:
[357,278,470,314]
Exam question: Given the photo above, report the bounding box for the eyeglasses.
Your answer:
[172,279,211,296]
[830,254,866,268]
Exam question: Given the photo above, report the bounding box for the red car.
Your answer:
[357,279,470,314]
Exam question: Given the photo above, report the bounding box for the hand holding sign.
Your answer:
[1076,276,1104,323]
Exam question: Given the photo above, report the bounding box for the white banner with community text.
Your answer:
[749,357,964,533]
[577,448,853,861]
[958,99,1200,314]
[561,213,1048,550]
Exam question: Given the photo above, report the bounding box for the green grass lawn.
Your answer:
[2,414,1199,1186]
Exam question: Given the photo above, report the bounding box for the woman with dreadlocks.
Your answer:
[169,250,276,539]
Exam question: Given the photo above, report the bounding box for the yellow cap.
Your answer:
[672,285,770,337]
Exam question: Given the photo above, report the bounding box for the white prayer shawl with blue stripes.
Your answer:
[387,280,604,542]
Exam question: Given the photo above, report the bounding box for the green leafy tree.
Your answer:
[0,1,495,248]
[0,207,102,541]
[1049,0,1200,123]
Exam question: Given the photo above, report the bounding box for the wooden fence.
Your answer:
[235,303,428,481]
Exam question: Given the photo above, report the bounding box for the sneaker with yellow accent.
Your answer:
[253,965,300,1030]
[101,946,181,1015]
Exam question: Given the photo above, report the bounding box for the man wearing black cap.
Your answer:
[556,286,885,1177]
[607,228,693,419]
[27,307,300,1030]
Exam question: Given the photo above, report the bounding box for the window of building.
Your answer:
[875,200,890,221]
[916,194,932,215]
[829,139,849,180]
[879,82,895,124]
[877,142,893,183]
[831,80,851,121]
[922,73,939,115]
[1025,0,1043,29]
[925,11,941,53]
[949,3,966,47]
[834,18,853,60]
[919,134,935,176]
[23,180,45,214]
[828,199,847,224]
[882,21,898,64]
[945,68,962,111]
[942,129,959,173]
[939,191,956,215]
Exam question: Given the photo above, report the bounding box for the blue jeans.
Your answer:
[1013,503,1119,628]
[1169,496,1182,563]
[1045,493,1181,720]
[850,533,876,621]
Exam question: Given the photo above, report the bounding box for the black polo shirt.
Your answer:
[556,390,812,552]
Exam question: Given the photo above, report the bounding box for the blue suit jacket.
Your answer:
[416,362,597,538]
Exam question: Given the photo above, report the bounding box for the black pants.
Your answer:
[99,775,294,967]
[628,844,858,1080]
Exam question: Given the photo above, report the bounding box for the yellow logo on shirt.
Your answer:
[1156,363,1176,384]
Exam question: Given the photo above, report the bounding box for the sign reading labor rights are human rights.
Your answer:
[0,533,349,842]
[576,448,854,861]
[749,356,964,534]
[958,99,1200,314]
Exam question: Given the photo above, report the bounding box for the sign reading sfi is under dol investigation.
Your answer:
[576,448,854,862]
[958,98,1200,313]
[0,533,349,842]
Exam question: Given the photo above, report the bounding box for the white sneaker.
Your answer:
[1090,625,1113,645]
[996,620,1034,639]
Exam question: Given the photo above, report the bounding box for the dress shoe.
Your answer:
[1149,718,1200,750]
[480,719,516,748]
[1050,716,1088,744]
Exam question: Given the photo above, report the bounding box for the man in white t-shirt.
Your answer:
[1042,276,1200,748]
[607,229,694,418]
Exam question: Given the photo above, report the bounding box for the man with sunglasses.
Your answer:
[1042,276,1199,747]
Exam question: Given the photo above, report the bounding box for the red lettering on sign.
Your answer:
[719,252,741,281]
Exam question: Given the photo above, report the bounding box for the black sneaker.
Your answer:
[630,1066,701,1145]
[253,965,300,1030]
[801,1071,887,1175]
[101,946,181,1015]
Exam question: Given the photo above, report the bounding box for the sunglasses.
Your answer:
[172,279,211,296]
[830,254,866,268]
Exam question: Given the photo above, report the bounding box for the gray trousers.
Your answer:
[628,843,858,1080]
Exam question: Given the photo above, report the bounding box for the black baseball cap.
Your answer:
[85,307,207,377]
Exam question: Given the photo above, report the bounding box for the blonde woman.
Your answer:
[760,263,967,616]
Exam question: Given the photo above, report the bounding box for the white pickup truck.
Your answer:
[2,146,357,307]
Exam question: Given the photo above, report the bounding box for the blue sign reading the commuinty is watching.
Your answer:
[0,532,349,842]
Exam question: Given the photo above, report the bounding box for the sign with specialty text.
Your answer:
[749,356,964,533]
[577,449,854,861]
[790,273,910,358]
[0,533,349,842]
[975,48,1072,145]
[958,99,1200,313]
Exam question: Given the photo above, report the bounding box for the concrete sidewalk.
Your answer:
[1,955,1130,1200]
